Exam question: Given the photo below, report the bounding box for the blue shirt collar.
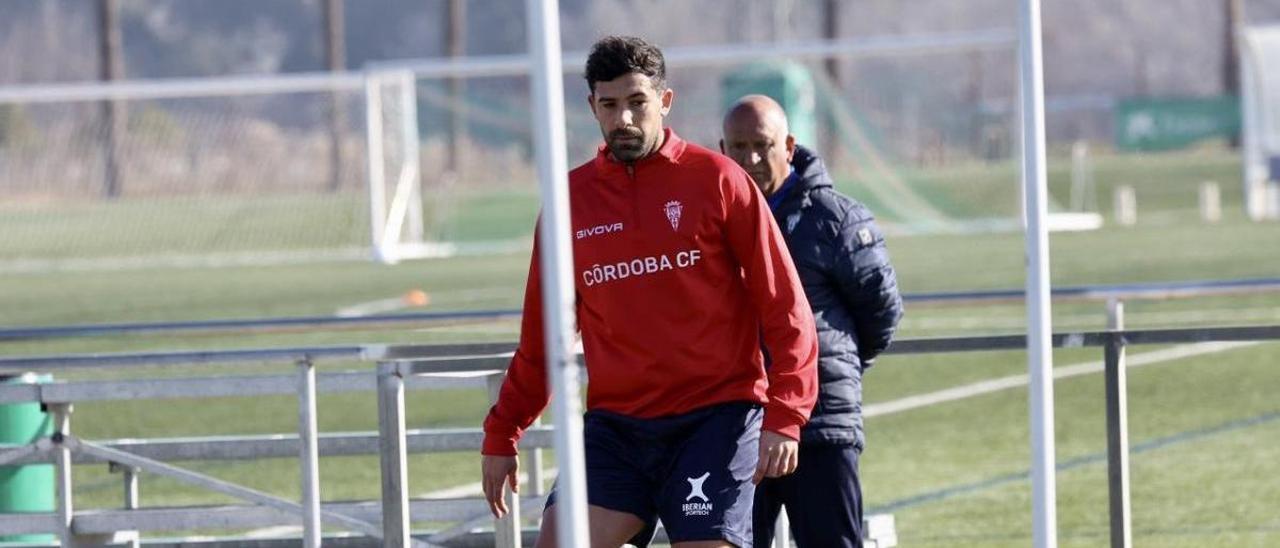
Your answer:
[766,169,800,211]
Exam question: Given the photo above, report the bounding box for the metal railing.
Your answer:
[0,342,544,548]
[5,277,1277,343]
[0,320,1276,546]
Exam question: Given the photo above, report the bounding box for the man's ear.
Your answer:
[659,88,674,116]
[587,94,597,116]
[785,134,797,161]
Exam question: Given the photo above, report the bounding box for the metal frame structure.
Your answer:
[0,323,1275,546]
[0,30,1017,108]
[0,342,550,547]
[8,277,1280,343]
[1017,0,1056,545]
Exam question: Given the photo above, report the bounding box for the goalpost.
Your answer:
[1240,25,1280,221]
[363,70,444,264]
[0,68,458,270]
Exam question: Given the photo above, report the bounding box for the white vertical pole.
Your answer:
[529,417,546,496]
[1114,185,1138,226]
[364,73,390,262]
[1104,300,1132,548]
[298,359,322,548]
[1199,181,1222,223]
[525,1,590,547]
[1069,140,1088,211]
[53,404,74,548]
[398,71,426,244]
[377,362,411,546]
[488,374,523,548]
[122,465,140,548]
[1240,34,1263,220]
[1018,1,1058,547]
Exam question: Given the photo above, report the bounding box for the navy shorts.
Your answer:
[753,443,862,548]
[545,401,762,547]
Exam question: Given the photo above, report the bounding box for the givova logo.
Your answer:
[682,472,712,517]
[576,222,624,240]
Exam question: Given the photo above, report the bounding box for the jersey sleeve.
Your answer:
[719,166,819,440]
[481,227,552,456]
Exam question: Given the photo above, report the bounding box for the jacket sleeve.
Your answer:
[481,228,552,456]
[720,166,819,440]
[832,207,903,367]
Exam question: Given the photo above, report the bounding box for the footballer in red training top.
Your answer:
[480,35,818,548]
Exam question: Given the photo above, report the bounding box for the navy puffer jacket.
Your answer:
[771,145,903,450]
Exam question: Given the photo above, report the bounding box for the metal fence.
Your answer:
[0,319,1276,547]
[0,342,542,548]
[4,277,1278,343]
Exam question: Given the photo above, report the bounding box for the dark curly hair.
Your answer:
[584,35,667,93]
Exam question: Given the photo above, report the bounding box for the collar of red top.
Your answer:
[594,128,686,170]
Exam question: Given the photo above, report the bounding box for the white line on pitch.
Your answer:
[242,525,302,539]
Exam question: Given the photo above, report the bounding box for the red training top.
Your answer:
[482,129,818,456]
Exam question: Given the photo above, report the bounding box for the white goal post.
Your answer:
[363,70,443,264]
[0,69,451,268]
[1240,25,1280,221]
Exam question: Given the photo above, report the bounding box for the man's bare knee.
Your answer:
[534,503,647,548]
[534,505,558,548]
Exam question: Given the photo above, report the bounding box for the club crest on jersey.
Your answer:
[664,200,683,231]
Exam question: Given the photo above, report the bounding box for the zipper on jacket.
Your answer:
[626,163,640,231]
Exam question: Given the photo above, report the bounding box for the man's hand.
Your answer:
[481,454,520,518]
[753,430,800,484]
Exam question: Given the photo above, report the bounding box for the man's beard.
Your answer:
[606,128,650,163]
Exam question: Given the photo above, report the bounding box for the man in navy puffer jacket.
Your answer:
[722,95,904,548]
